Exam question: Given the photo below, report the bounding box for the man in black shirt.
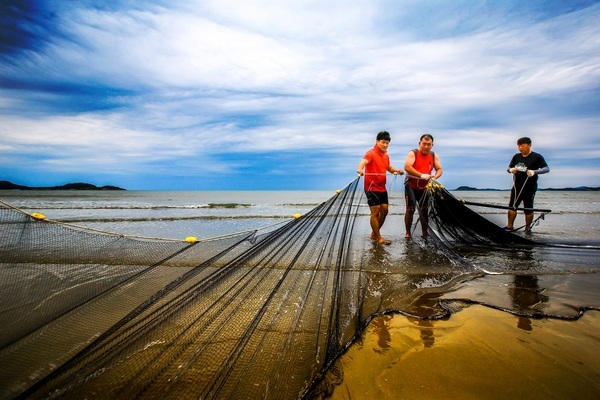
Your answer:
[504,137,550,233]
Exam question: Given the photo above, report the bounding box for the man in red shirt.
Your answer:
[404,134,443,239]
[357,131,404,245]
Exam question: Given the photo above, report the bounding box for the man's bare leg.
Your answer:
[370,205,391,244]
[404,205,415,238]
[420,206,429,238]
[378,203,389,229]
[525,212,534,231]
[506,209,517,229]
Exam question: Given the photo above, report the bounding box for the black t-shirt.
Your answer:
[509,151,548,190]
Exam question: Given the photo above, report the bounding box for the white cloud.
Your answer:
[1,1,599,189]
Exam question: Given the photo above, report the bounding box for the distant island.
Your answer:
[0,180,126,191]
[453,186,502,191]
[1,180,597,192]
[453,185,600,191]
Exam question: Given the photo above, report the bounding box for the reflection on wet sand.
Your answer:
[371,315,392,353]
[509,274,549,331]
[329,308,600,399]
[415,318,435,348]
[325,237,600,399]
[322,214,600,399]
[501,247,550,331]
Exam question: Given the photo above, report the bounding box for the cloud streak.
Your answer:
[1,0,599,190]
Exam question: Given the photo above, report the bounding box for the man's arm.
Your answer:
[527,166,550,177]
[526,154,550,176]
[357,158,368,175]
[535,166,550,174]
[404,151,420,177]
[433,153,443,179]
[387,164,404,175]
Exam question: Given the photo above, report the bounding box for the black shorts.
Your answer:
[404,184,426,207]
[365,191,389,207]
[509,187,536,215]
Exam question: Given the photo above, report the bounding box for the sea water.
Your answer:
[1,188,600,398]
[0,190,333,240]
[2,189,598,238]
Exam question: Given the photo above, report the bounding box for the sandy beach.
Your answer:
[329,305,600,399]
[2,189,599,399]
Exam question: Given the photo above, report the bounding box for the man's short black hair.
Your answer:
[420,134,434,142]
[517,137,531,145]
[376,131,391,141]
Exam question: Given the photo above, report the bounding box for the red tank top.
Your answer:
[363,145,389,192]
[408,149,434,189]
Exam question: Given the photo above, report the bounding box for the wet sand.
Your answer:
[329,306,600,399]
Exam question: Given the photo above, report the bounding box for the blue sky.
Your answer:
[1,0,599,190]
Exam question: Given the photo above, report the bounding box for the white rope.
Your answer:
[511,175,530,210]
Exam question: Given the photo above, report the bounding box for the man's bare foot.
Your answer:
[405,233,411,239]
[370,233,377,240]
[377,238,392,245]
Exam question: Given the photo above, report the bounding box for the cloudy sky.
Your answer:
[1,0,599,190]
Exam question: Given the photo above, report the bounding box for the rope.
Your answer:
[511,174,529,210]
[459,200,551,213]
[358,171,402,194]
[0,198,291,243]
[404,182,434,238]
[509,212,548,232]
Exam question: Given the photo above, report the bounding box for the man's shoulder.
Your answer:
[412,149,434,157]
[532,151,548,164]
[527,151,545,160]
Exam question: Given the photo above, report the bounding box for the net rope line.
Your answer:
[404,178,442,238]
[1,180,376,399]
[462,174,549,233]
[511,173,529,208]
[5,178,588,399]
[1,179,576,393]
[0,198,292,243]
[459,199,549,233]
[506,174,544,232]
[359,171,425,197]
[458,199,551,213]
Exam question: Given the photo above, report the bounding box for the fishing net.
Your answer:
[0,178,593,399]
[415,181,536,246]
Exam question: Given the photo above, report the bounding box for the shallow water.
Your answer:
[1,189,599,399]
[319,189,600,399]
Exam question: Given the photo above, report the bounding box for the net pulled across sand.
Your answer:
[1,179,598,399]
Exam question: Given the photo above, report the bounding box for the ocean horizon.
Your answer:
[2,179,600,192]
[1,186,599,398]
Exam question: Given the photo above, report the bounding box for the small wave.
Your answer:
[17,203,255,210]
[203,203,253,209]
[467,209,600,215]
[57,215,292,223]
[276,202,322,207]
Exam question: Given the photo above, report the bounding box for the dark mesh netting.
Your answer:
[416,182,535,246]
[2,179,397,399]
[1,179,598,399]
